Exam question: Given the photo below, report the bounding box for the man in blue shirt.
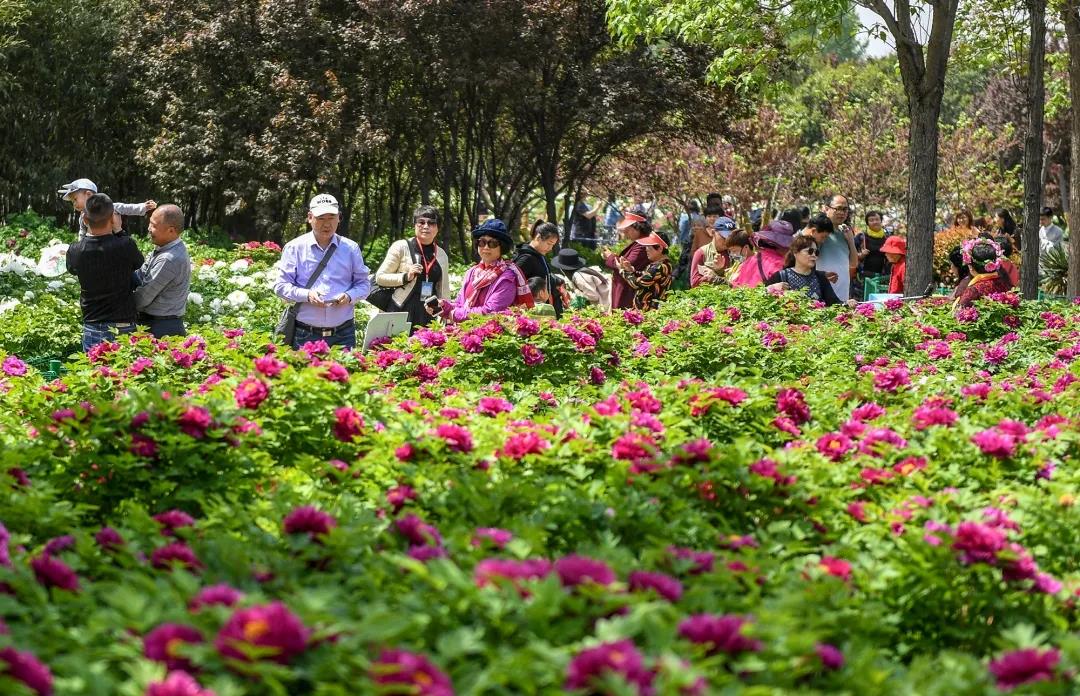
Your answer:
[273,193,371,349]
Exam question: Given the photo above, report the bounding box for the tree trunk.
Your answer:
[1064,1,1080,297]
[904,99,941,296]
[1021,0,1046,299]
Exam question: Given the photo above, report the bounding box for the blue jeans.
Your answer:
[82,321,136,352]
[292,320,356,350]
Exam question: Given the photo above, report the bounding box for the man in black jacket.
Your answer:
[513,221,563,317]
[66,194,145,351]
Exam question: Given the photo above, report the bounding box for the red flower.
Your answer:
[333,407,364,442]
[775,388,810,424]
[234,378,269,409]
[282,506,337,539]
[678,614,763,655]
[0,647,53,696]
[215,602,310,664]
[988,648,1059,690]
[30,554,79,592]
[819,556,852,581]
[554,554,616,587]
[146,670,215,696]
[152,542,203,572]
[143,623,204,671]
[434,423,473,453]
[371,649,454,696]
[565,640,653,695]
[177,407,212,439]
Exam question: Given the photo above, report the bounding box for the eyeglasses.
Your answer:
[415,218,438,227]
[828,205,849,213]
[476,238,501,249]
[801,247,819,256]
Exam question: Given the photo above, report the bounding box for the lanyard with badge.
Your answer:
[416,242,437,300]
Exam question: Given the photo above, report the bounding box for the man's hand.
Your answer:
[330,293,352,306]
[144,200,157,212]
[307,290,328,307]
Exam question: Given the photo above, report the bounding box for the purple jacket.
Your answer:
[443,264,518,322]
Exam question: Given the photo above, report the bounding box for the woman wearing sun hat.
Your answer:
[439,219,533,322]
[690,216,736,288]
[617,230,673,310]
[955,238,1014,307]
[602,210,651,310]
[551,248,610,308]
[880,235,907,294]
[731,219,795,288]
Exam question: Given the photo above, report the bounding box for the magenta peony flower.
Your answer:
[565,640,653,694]
[395,514,442,547]
[951,521,1007,565]
[386,485,417,512]
[815,643,844,670]
[177,407,213,439]
[0,522,11,568]
[873,366,910,392]
[554,554,616,587]
[30,554,79,592]
[474,558,553,588]
[628,570,683,602]
[434,423,473,453]
[912,405,958,430]
[321,362,349,382]
[460,333,484,353]
[146,671,215,696]
[253,355,287,378]
[234,378,269,409]
[692,307,715,324]
[471,527,512,548]
[971,429,1016,458]
[282,506,337,539]
[611,432,657,464]
[95,526,124,550]
[816,432,853,461]
[154,510,196,536]
[819,556,852,581]
[520,343,545,366]
[476,397,513,416]
[988,648,1059,690]
[151,542,203,572]
[144,623,204,671]
[42,535,74,556]
[775,387,811,424]
[407,545,447,562]
[515,316,541,338]
[0,647,53,695]
[678,614,763,655]
[333,406,364,442]
[413,327,448,347]
[622,310,644,325]
[589,366,606,385]
[215,601,310,664]
[130,433,159,458]
[189,583,244,611]
[2,355,28,376]
[667,546,714,575]
[371,649,454,696]
[498,431,548,459]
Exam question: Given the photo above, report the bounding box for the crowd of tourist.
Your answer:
[52,175,1065,353]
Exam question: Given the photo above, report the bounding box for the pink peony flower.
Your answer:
[386,485,417,512]
[234,378,269,409]
[951,521,1006,565]
[154,510,196,536]
[395,514,442,547]
[515,316,541,338]
[42,535,74,556]
[565,641,654,694]
[667,546,714,575]
[253,356,287,378]
[146,671,215,696]
[623,310,644,325]
[215,602,310,664]
[873,366,910,392]
[143,623,204,671]
[971,429,1016,458]
[678,614,763,655]
[498,431,548,459]
[819,556,852,581]
[851,402,886,422]
[0,647,53,695]
[471,528,512,548]
[321,362,349,382]
[282,506,337,539]
[988,648,1059,690]
[434,423,473,452]
[776,388,811,424]
[152,542,203,572]
[371,649,454,696]
[30,554,79,592]
[474,558,552,588]
[333,407,364,442]
[520,344,545,366]
[554,554,616,587]
[95,527,124,550]
[627,570,683,602]
[177,407,212,439]
[189,584,244,611]
[816,433,853,461]
[2,355,27,376]
[476,397,513,416]
[815,643,844,670]
[692,307,715,324]
[130,433,159,458]
[912,405,957,430]
[589,366,606,385]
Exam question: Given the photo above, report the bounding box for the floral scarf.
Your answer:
[463,260,534,309]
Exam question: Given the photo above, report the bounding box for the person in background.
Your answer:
[987,232,1020,287]
[134,204,191,338]
[992,208,1019,252]
[731,220,795,288]
[690,216,736,287]
[58,178,156,239]
[948,246,972,298]
[513,220,563,317]
[1039,207,1064,256]
[819,194,859,302]
[601,193,623,243]
[618,230,673,310]
[603,211,650,309]
[65,194,144,351]
[721,195,737,220]
[440,219,533,322]
[779,208,803,232]
[677,201,700,248]
[527,276,557,316]
[955,238,1015,307]
[947,209,979,235]
[374,205,450,330]
[570,198,600,249]
[881,236,906,294]
[273,193,371,349]
[855,210,889,280]
[724,231,754,281]
[763,234,847,306]
[551,248,611,309]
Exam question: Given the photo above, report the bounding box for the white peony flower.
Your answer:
[229,258,251,272]
[0,299,19,314]
[200,314,212,323]
[228,275,255,288]
[22,290,35,300]
[46,280,64,291]
[188,292,204,305]
[226,290,251,307]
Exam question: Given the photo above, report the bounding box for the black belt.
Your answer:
[295,319,354,337]
[139,313,183,321]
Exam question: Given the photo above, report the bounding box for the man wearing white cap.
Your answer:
[58,178,156,238]
[273,193,370,349]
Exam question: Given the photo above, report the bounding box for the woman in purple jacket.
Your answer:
[438,219,534,322]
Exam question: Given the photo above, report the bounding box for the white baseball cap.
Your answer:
[57,178,98,201]
[309,193,340,217]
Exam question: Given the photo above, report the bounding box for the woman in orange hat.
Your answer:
[617,231,673,310]
[602,211,651,310]
[881,236,907,294]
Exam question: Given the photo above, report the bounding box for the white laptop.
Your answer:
[362,312,411,351]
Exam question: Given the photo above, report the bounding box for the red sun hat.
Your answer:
[616,212,648,230]
[637,232,669,250]
[881,236,907,255]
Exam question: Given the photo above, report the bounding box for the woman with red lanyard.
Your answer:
[374,205,450,330]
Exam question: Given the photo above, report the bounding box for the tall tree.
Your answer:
[1062,0,1080,296]
[1021,0,1047,299]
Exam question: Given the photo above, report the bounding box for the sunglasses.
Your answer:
[415,218,438,227]
[801,247,819,256]
[476,238,501,249]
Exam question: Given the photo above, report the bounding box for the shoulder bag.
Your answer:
[275,243,338,345]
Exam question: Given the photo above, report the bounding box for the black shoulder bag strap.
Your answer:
[304,242,338,293]
[278,242,338,343]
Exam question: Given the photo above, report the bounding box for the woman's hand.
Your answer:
[825,272,839,284]
[846,299,859,308]
[766,282,789,293]
[406,263,423,280]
